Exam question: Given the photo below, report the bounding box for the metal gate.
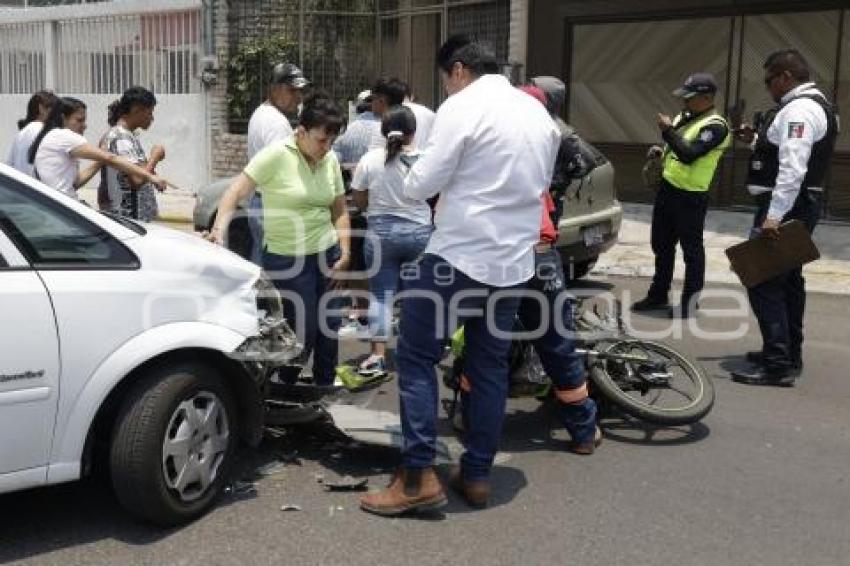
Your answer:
[0,0,209,188]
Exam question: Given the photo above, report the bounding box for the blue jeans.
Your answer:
[263,245,343,385]
[518,247,597,443]
[396,254,522,481]
[363,215,432,342]
[248,193,264,266]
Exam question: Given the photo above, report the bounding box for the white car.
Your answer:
[0,164,298,526]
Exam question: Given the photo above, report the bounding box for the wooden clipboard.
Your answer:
[725,220,820,288]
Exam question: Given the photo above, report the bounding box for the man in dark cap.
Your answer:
[244,62,310,264]
[632,72,731,318]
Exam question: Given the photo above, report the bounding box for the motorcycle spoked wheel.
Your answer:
[588,340,714,426]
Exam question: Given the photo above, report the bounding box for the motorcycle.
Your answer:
[443,298,715,427]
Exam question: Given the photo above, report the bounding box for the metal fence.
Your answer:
[225,0,509,132]
[226,0,377,133]
[0,1,202,95]
[56,11,201,95]
[377,0,510,108]
[0,21,45,93]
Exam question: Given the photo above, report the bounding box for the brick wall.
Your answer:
[209,0,248,179]
[508,0,528,74]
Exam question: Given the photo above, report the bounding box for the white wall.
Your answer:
[0,93,209,191]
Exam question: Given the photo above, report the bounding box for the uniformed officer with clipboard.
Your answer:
[732,49,839,387]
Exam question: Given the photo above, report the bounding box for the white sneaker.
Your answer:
[337,318,370,340]
[358,355,387,378]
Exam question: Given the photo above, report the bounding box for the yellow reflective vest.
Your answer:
[662,111,730,192]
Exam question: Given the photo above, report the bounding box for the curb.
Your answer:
[157,212,193,225]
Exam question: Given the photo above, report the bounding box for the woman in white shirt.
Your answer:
[351,105,433,378]
[5,90,57,176]
[29,97,165,201]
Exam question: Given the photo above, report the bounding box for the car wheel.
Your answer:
[110,362,237,526]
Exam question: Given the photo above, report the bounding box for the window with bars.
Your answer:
[225,0,377,134]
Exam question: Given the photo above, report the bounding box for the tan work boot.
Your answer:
[449,467,490,509]
[360,467,447,517]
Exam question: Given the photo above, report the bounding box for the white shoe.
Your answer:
[337,318,370,340]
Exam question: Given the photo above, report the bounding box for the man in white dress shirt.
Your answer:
[360,35,560,516]
[731,49,838,387]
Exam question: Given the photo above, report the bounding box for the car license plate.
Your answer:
[582,223,608,246]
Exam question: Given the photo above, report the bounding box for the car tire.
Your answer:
[110,362,238,526]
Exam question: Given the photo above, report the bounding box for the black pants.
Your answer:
[747,190,821,371]
[648,181,710,302]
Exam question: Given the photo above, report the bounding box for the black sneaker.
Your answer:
[631,296,670,312]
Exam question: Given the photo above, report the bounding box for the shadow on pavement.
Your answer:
[599,415,711,447]
[697,354,753,378]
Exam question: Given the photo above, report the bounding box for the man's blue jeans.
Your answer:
[396,254,522,481]
[263,245,342,385]
[518,247,597,444]
[363,215,432,341]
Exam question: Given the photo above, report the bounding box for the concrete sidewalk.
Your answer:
[594,203,850,296]
[78,186,196,226]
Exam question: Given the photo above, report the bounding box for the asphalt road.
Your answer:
[1,276,848,566]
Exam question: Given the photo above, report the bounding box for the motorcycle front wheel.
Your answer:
[589,340,714,426]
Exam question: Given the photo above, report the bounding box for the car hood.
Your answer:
[123,224,263,337]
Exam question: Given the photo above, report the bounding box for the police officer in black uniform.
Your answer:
[632,73,731,318]
[731,49,839,387]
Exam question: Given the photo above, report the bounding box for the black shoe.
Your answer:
[731,367,796,387]
[631,296,670,312]
[745,351,803,370]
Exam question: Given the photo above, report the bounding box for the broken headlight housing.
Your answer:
[240,273,302,365]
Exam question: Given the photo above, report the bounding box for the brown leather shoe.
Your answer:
[449,467,490,509]
[360,467,447,517]
[567,426,603,455]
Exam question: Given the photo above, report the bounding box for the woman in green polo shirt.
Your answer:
[209,93,350,386]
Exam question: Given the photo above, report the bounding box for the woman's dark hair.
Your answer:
[381,105,416,164]
[28,97,87,164]
[107,99,121,127]
[18,90,57,130]
[298,92,345,136]
[117,85,156,117]
[436,34,499,76]
[372,77,406,106]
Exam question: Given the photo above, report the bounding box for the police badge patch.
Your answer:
[788,122,805,138]
[699,129,714,142]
